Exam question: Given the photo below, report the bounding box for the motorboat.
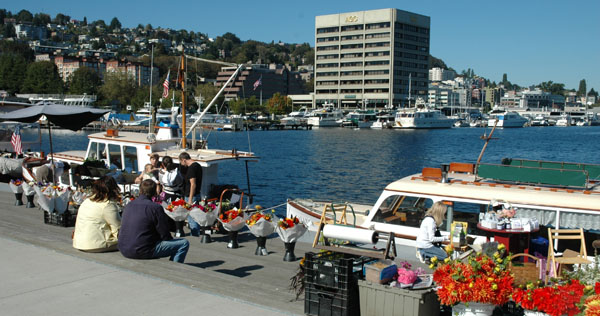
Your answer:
[556,114,571,127]
[287,159,600,247]
[487,110,527,128]
[453,119,469,128]
[306,107,344,127]
[340,110,377,128]
[530,115,549,127]
[280,107,308,126]
[393,108,454,129]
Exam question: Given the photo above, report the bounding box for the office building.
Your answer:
[314,8,430,108]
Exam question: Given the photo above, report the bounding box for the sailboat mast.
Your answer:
[149,45,155,134]
[180,53,187,149]
[408,73,412,108]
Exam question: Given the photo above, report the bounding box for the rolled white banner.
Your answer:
[322,225,379,244]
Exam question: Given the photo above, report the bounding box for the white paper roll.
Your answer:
[322,225,379,244]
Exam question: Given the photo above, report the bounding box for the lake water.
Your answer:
[20,126,600,212]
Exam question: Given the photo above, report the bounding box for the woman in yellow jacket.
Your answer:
[73,176,121,252]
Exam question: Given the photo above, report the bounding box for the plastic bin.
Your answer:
[43,211,76,227]
[304,251,374,292]
[358,280,439,316]
[304,283,358,316]
[530,236,548,257]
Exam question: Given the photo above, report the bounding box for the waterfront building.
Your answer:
[105,60,159,87]
[54,56,107,82]
[314,8,430,109]
[215,64,306,102]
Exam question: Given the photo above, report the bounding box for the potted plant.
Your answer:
[432,244,513,316]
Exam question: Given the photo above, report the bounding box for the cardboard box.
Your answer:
[364,260,397,284]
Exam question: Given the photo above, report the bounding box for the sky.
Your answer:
[5,1,600,92]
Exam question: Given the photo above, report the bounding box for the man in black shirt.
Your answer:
[179,152,204,237]
[118,179,189,263]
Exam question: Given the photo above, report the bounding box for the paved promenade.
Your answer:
[0,187,423,315]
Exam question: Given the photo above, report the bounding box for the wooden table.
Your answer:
[477,223,539,261]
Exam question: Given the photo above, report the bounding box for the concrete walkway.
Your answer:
[0,236,292,316]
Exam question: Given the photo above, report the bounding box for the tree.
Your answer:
[0,41,35,61]
[538,81,566,96]
[52,13,70,25]
[578,79,587,96]
[589,88,598,98]
[194,83,222,109]
[33,13,51,26]
[99,72,138,111]
[0,54,28,94]
[16,10,33,23]
[229,96,261,114]
[68,67,101,95]
[429,55,447,69]
[266,92,292,115]
[109,17,122,32]
[21,61,63,93]
[83,16,87,26]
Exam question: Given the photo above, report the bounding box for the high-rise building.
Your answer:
[314,8,430,108]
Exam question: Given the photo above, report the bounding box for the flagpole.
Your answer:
[180,53,187,149]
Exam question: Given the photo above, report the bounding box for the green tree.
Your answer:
[538,81,566,96]
[0,41,34,61]
[2,23,15,38]
[33,13,51,26]
[99,72,137,111]
[589,88,598,98]
[578,79,587,96]
[429,55,447,69]
[0,54,28,94]
[52,13,70,25]
[83,16,87,26]
[194,83,222,109]
[229,96,261,115]
[21,61,63,93]
[304,77,314,93]
[16,10,33,23]
[68,66,101,95]
[266,92,292,115]
[109,17,121,31]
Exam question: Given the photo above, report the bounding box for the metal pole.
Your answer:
[150,45,155,134]
[245,160,252,204]
[47,122,55,183]
[181,54,186,149]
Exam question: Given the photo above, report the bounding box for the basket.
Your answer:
[509,253,541,286]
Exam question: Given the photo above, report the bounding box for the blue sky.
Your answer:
[6,1,600,92]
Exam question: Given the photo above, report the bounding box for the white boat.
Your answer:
[340,110,377,128]
[487,110,527,128]
[556,114,571,127]
[453,119,469,128]
[287,159,600,248]
[306,107,344,127]
[393,108,454,129]
[280,107,308,126]
[530,115,549,127]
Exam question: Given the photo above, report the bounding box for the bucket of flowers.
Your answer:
[9,179,24,206]
[188,200,220,243]
[21,181,37,208]
[162,198,192,237]
[432,245,514,316]
[275,216,307,262]
[512,279,585,316]
[245,206,277,256]
[217,208,246,249]
[34,183,72,214]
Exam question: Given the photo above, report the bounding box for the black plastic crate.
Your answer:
[304,251,374,292]
[304,283,359,316]
[43,211,76,227]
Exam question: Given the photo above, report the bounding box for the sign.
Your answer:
[345,15,358,23]
[345,95,356,99]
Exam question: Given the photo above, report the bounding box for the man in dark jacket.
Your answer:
[118,179,189,263]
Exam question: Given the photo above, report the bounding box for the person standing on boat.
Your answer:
[118,179,189,263]
[178,152,204,236]
[159,156,184,202]
[416,202,449,261]
[72,176,121,252]
[149,153,161,178]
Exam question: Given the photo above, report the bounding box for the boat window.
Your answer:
[87,141,107,163]
[108,144,122,169]
[372,195,433,227]
[451,201,487,235]
[123,146,138,173]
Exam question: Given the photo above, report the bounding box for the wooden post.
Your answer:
[475,119,499,172]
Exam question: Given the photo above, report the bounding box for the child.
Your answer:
[135,164,156,184]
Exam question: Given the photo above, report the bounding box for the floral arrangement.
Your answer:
[21,181,36,196]
[9,179,23,194]
[217,208,246,232]
[275,216,307,243]
[512,279,585,316]
[584,284,600,316]
[432,244,513,306]
[162,198,192,221]
[33,183,71,213]
[189,200,220,227]
[499,207,516,219]
[396,261,425,286]
[246,207,277,238]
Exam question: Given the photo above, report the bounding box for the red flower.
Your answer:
[512,280,584,316]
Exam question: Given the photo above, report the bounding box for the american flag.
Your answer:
[253,75,262,91]
[11,125,22,155]
[162,70,170,98]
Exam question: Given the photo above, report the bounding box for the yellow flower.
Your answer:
[496,258,503,263]
[487,277,494,282]
[498,243,505,250]
[494,267,500,272]
[255,205,263,210]
[492,283,498,290]
[469,282,474,288]
[586,285,594,292]
[493,252,500,258]
[444,257,451,263]
[431,257,438,263]
[429,264,435,269]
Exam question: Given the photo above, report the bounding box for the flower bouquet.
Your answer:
[217,208,246,249]
[512,279,585,316]
[34,184,71,214]
[432,246,513,315]
[21,181,37,208]
[188,200,219,243]
[162,198,192,237]
[395,261,426,288]
[9,179,24,205]
[275,216,307,262]
[245,206,277,256]
[583,284,600,316]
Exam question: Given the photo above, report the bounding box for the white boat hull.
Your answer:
[394,118,454,129]
[307,117,341,127]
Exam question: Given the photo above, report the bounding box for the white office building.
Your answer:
[314,8,430,108]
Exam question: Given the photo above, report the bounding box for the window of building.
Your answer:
[316,36,339,43]
[340,62,363,67]
[340,80,362,85]
[341,25,364,32]
[340,53,362,59]
[365,60,390,66]
[364,79,389,84]
[316,71,339,77]
[341,34,363,41]
[365,51,390,57]
[340,71,363,76]
[316,62,339,68]
[364,88,389,93]
[317,45,339,51]
[365,70,389,76]
[365,22,390,30]
[316,54,339,60]
[365,32,390,39]
[317,26,339,34]
[340,43,363,49]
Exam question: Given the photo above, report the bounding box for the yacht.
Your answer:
[306,107,344,127]
[280,107,308,126]
[487,110,527,128]
[340,110,377,128]
[556,114,571,127]
[393,108,454,129]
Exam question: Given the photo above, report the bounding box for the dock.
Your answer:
[80,121,312,133]
[0,186,424,315]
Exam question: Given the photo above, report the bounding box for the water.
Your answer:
[19,126,600,211]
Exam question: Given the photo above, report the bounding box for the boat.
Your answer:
[393,108,454,129]
[287,159,600,248]
[453,119,469,128]
[370,111,395,129]
[28,56,258,201]
[555,114,571,127]
[306,106,344,127]
[280,107,308,126]
[340,110,377,128]
[530,115,549,127]
[487,110,527,128]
